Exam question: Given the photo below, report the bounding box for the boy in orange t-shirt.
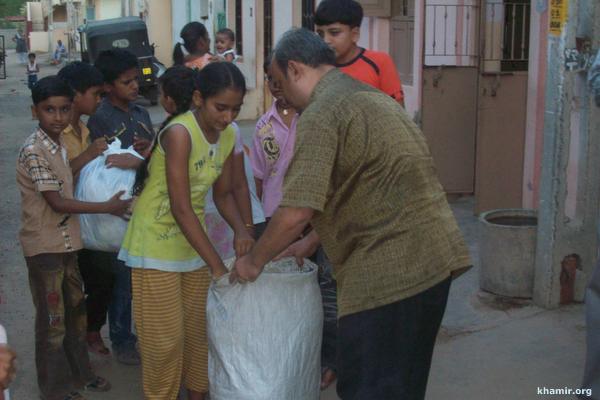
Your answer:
[315,0,405,107]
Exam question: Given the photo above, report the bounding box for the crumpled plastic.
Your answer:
[74,138,143,252]
[207,257,323,400]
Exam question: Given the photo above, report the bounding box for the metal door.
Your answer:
[474,0,530,212]
[420,0,480,194]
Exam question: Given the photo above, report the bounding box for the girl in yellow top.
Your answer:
[119,63,253,400]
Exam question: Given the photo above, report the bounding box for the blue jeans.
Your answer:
[78,250,137,351]
[27,74,38,90]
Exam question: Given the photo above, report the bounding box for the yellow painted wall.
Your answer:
[146,0,173,66]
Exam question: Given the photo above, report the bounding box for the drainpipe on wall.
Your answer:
[533,0,600,308]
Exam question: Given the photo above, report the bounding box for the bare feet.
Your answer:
[86,332,110,356]
[320,367,337,391]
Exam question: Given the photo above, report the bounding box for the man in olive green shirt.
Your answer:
[232,28,471,399]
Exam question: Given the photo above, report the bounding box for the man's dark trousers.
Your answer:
[336,277,451,400]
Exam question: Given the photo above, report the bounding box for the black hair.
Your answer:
[31,75,74,105]
[194,61,246,100]
[173,22,209,66]
[314,0,363,28]
[28,52,36,58]
[263,53,272,74]
[57,61,104,94]
[273,28,336,76]
[93,49,138,84]
[216,28,235,42]
[133,66,197,195]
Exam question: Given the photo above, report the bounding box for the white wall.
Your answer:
[96,0,122,20]
[273,1,293,44]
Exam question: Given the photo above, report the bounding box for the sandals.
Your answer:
[62,392,86,400]
[83,376,111,392]
[86,332,110,355]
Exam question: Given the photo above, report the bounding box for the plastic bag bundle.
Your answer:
[207,257,323,400]
[74,139,142,251]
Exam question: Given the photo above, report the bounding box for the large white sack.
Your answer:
[207,258,323,400]
[74,138,142,252]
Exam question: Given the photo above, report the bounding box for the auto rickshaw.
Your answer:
[78,16,166,104]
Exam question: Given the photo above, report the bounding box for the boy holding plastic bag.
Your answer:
[17,76,130,400]
[79,49,154,364]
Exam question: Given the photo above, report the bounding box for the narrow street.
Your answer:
[0,49,590,399]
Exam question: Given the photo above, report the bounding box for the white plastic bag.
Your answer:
[74,138,142,252]
[207,258,323,400]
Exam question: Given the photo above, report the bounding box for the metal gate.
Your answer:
[0,35,6,80]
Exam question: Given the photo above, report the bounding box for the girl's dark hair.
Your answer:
[173,22,209,66]
[133,66,197,195]
[194,61,246,100]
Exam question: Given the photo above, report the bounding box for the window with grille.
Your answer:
[483,0,530,72]
[235,0,243,55]
[264,0,272,60]
[501,0,530,71]
[302,0,315,31]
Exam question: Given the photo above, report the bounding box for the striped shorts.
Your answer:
[132,267,211,399]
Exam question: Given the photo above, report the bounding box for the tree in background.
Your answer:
[0,0,27,28]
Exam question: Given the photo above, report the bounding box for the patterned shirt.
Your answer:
[251,100,298,218]
[280,69,471,317]
[87,97,154,149]
[16,128,82,257]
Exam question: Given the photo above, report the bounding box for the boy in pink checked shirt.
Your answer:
[251,60,299,228]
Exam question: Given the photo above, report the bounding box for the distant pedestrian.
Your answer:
[12,30,27,64]
[17,75,129,400]
[51,40,67,65]
[231,28,472,400]
[315,0,405,107]
[173,21,212,70]
[26,53,39,91]
[215,28,237,62]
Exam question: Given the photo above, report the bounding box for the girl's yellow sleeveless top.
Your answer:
[118,111,235,272]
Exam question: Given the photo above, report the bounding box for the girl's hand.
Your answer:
[211,262,229,279]
[234,229,255,257]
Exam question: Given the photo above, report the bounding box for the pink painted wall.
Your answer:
[522,5,548,209]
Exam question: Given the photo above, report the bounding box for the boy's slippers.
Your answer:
[83,376,111,392]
